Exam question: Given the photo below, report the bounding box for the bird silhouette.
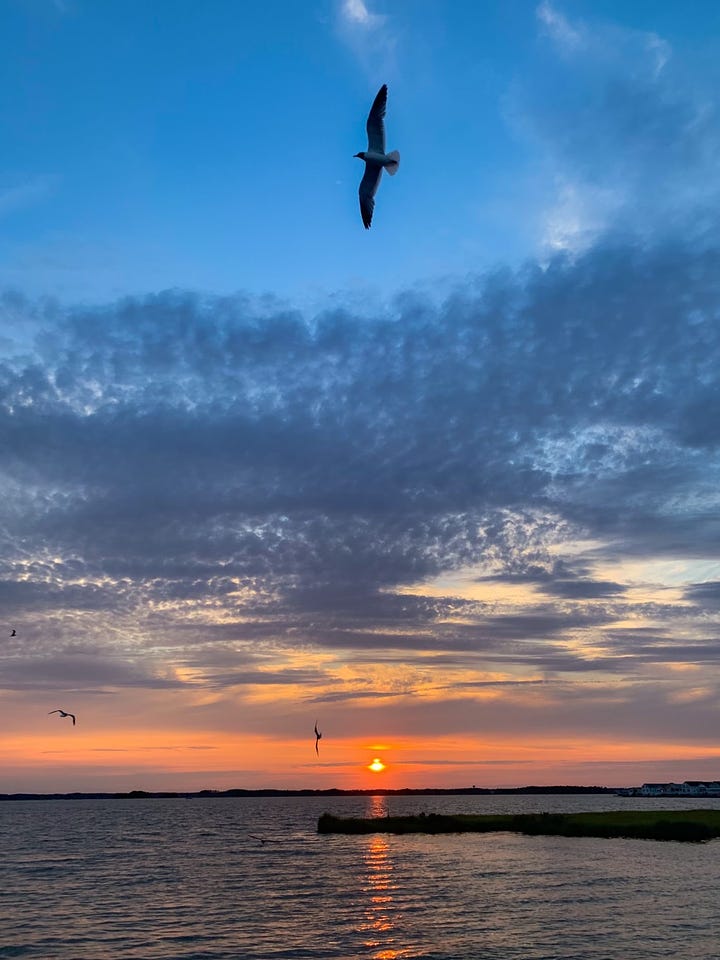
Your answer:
[354,84,400,229]
[49,709,76,726]
[10,629,16,637]
[314,722,322,756]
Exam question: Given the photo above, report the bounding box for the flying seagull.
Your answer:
[49,709,76,726]
[10,629,15,637]
[314,722,322,756]
[354,84,400,229]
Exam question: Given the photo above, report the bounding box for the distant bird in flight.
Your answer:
[10,629,16,637]
[49,709,76,726]
[314,722,322,756]
[354,84,400,229]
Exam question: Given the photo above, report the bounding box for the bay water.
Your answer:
[2,793,719,959]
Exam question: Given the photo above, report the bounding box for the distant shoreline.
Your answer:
[0,785,618,801]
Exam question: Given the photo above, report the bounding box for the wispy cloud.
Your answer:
[536,1,584,52]
[514,5,687,253]
[340,0,386,30]
[335,0,395,72]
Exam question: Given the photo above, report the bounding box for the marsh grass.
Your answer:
[318,808,720,842]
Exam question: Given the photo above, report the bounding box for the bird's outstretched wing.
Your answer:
[69,713,76,725]
[366,84,387,153]
[48,710,61,715]
[359,164,382,229]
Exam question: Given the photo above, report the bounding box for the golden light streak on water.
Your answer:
[359,797,413,960]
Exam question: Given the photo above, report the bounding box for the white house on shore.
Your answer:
[618,780,720,797]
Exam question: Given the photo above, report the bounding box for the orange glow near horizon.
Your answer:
[4,711,720,793]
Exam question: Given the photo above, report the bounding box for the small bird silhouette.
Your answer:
[314,722,322,755]
[354,84,400,229]
[49,709,76,726]
[10,629,16,637]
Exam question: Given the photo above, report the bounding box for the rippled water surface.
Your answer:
[3,794,720,959]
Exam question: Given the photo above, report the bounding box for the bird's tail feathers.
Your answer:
[385,150,400,175]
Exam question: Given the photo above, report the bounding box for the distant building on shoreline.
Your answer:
[617,780,720,797]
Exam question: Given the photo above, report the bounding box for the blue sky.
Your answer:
[3,0,720,792]
[5,0,710,303]
[4,0,720,305]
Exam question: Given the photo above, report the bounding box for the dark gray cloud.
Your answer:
[685,581,720,608]
[0,653,180,691]
[199,668,324,689]
[603,631,720,666]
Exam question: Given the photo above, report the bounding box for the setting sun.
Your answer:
[368,757,386,773]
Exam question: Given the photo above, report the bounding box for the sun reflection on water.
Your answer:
[359,796,413,960]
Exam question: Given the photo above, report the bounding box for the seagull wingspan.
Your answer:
[49,709,76,725]
[359,163,383,229]
[366,84,387,153]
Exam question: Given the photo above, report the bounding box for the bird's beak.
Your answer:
[353,153,362,159]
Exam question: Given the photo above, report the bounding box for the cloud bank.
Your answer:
[1,232,719,709]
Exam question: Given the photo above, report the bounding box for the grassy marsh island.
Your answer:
[318,809,720,842]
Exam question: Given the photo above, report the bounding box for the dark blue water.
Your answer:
[2,794,720,959]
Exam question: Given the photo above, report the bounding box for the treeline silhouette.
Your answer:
[0,785,615,801]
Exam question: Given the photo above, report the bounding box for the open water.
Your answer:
[2,793,720,960]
